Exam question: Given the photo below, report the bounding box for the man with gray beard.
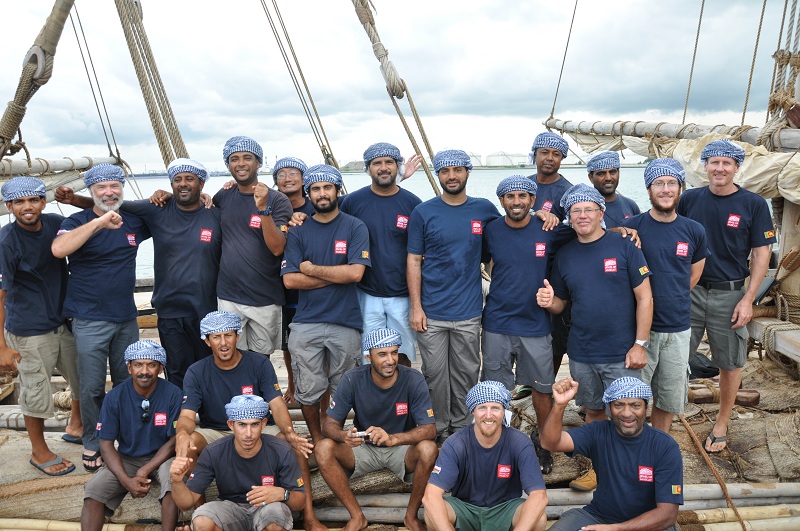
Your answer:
[52,164,151,473]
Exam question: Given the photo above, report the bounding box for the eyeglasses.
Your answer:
[569,207,602,216]
[276,171,302,180]
[650,180,681,190]
[141,399,150,424]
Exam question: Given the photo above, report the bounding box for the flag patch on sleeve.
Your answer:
[639,266,650,275]
[764,229,775,239]
[362,250,370,259]
[296,478,304,487]
[672,485,682,495]
[427,409,434,417]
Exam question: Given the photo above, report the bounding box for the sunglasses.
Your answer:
[141,399,150,424]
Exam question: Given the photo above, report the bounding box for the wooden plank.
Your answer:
[748,317,800,364]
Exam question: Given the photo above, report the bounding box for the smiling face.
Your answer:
[90,180,124,213]
[647,176,681,213]
[472,401,505,440]
[704,156,738,191]
[367,345,400,381]
[7,196,46,231]
[568,200,605,239]
[171,172,204,208]
[437,166,469,196]
[127,358,163,394]
[367,156,399,189]
[609,397,647,437]
[227,151,260,186]
[500,190,534,223]
[275,167,304,197]
[588,168,620,198]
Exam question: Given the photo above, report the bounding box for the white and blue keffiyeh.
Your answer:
[602,377,652,403]
[433,149,473,174]
[272,157,307,178]
[362,327,402,352]
[529,131,568,163]
[700,139,745,164]
[303,164,343,194]
[167,158,209,182]
[124,339,167,366]
[223,136,263,165]
[363,142,403,170]
[84,164,126,188]
[644,158,685,188]
[225,394,270,421]
[200,310,242,339]
[466,381,512,412]
[2,177,46,202]
[586,151,620,172]
[496,175,537,198]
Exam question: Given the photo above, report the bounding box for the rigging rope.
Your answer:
[682,0,705,125]
[549,0,578,120]
[741,0,768,126]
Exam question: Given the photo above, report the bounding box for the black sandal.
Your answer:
[82,450,103,472]
[530,430,554,474]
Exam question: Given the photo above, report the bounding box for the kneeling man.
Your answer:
[423,381,547,531]
[317,328,438,531]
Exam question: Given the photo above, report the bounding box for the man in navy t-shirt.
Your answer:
[586,151,641,228]
[53,164,151,473]
[171,395,305,531]
[340,142,422,368]
[407,149,500,440]
[0,177,82,477]
[424,381,547,531]
[622,159,710,434]
[542,377,682,530]
[677,139,776,453]
[82,340,182,531]
[317,328,437,531]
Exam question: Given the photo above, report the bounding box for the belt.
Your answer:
[699,279,745,291]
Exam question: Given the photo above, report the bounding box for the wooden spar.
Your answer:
[542,117,800,152]
[696,517,800,530]
[679,504,800,524]
[0,156,118,177]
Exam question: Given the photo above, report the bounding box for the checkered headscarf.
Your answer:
[124,339,167,366]
[466,381,512,412]
[700,139,745,164]
[84,164,126,188]
[303,164,343,194]
[362,327,403,352]
[2,177,46,202]
[586,151,620,172]
[272,157,307,179]
[602,377,652,403]
[200,311,242,339]
[167,158,209,182]
[496,175,537,198]
[225,394,270,421]
[531,131,568,160]
[433,149,472,174]
[223,136,263,165]
[644,158,685,188]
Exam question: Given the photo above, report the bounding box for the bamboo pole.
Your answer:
[0,156,118,176]
[699,516,800,530]
[679,504,800,524]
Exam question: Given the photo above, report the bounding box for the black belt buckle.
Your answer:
[701,279,744,291]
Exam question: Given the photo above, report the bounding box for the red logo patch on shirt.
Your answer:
[335,240,347,254]
[126,234,137,247]
[396,215,409,229]
[200,228,213,242]
[249,214,262,229]
[242,385,254,395]
[676,242,689,257]
[154,412,167,426]
[624,214,632,219]
[96,422,102,431]
[395,402,408,416]
[262,476,275,486]
[497,464,512,479]
[727,214,741,228]
[471,220,483,235]
[535,242,546,258]
[639,466,654,482]
[542,200,553,212]
[604,258,618,273]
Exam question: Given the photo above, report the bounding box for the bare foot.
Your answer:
[404,514,427,531]
[303,517,329,531]
[342,515,369,531]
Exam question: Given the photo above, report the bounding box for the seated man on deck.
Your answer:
[171,395,306,531]
[541,377,683,531]
[81,340,182,531]
[316,327,438,531]
[423,381,548,531]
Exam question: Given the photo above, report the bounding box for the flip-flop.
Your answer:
[530,430,554,474]
[704,425,728,454]
[82,450,103,472]
[61,433,82,445]
[511,385,533,400]
[30,456,75,476]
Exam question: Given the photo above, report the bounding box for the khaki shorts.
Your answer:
[84,455,172,514]
[217,299,282,357]
[191,500,292,531]
[195,424,281,444]
[351,443,410,482]
[690,286,748,371]
[642,329,691,414]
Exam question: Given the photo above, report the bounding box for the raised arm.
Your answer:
[540,377,578,453]
[51,210,123,258]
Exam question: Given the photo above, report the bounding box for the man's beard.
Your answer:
[92,193,122,212]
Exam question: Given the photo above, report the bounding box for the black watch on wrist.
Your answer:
[282,487,290,503]
[256,206,272,216]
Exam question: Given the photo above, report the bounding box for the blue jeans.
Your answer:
[73,318,139,451]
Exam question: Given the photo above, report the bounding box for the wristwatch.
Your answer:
[256,206,272,216]
[634,339,649,349]
[282,488,290,503]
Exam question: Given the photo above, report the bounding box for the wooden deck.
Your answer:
[748,317,800,363]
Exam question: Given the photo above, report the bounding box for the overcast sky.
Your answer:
[1,0,785,173]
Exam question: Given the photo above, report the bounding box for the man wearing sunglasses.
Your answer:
[81,340,182,531]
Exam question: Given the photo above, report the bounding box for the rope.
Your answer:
[768,0,790,123]
[761,320,800,379]
[683,0,705,124]
[741,0,768,126]
[549,0,579,119]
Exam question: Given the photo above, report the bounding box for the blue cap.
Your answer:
[225,394,270,421]
[586,151,620,172]
[496,175,537,198]
[200,311,242,339]
[303,164,343,194]
[644,158,685,188]
[700,139,745,164]
[124,339,167,366]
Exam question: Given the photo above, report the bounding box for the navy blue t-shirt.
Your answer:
[340,186,422,298]
[121,199,221,319]
[328,365,434,436]
[283,197,318,309]
[428,425,545,507]
[407,197,500,321]
[0,214,68,336]
[677,185,776,282]
[97,378,182,457]
[568,421,683,523]
[622,213,710,332]
[213,186,293,307]
[281,212,371,331]
[483,217,574,337]
[550,231,651,363]
[59,209,150,322]
[602,193,641,228]
[182,350,282,430]
[187,434,303,503]
[529,174,572,221]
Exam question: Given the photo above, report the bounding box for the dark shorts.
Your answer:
[281,306,297,351]
[444,496,524,531]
